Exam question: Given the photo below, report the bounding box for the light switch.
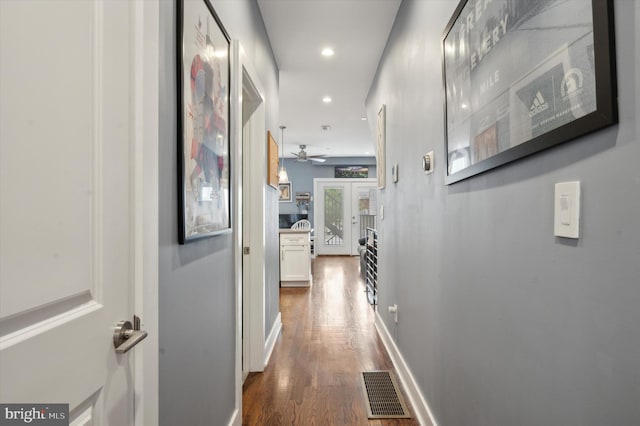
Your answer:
[559,195,571,225]
[423,151,434,174]
[554,181,580,238]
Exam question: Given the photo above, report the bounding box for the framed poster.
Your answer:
[267,131,279,189]
[442,0,617,184]
[177,0,231,243]
[279,182,292,202]
[376,105,386,189]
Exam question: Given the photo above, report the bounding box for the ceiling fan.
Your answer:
[291,145,327,163]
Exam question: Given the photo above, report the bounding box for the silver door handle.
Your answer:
[113,319,148,354]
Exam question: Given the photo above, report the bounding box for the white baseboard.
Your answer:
[375,312,438,426]
[227,408,240,426]
[264,312,282,367]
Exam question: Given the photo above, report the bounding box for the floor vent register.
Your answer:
[361,370,411,419]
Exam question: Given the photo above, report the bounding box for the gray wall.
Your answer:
[366,1,640,425]
[158,1,279,424]
[279,157,376,226]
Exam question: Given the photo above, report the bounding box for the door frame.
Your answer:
[135,1,159,425]
[231,40,268,425]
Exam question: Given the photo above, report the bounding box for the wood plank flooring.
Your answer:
[243,256,419,426]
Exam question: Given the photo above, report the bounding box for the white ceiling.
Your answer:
[257,0,401,158]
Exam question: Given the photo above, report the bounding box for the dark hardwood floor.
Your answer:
[242,256,419,426]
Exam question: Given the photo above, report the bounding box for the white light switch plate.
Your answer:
[392,163,399,183]
[423,151,434,174]
[554,181,580,238]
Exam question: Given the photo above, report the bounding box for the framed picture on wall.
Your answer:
[376,104,386,189]
[267,131,279,189]
[177,0,232,243]
[279,182,292,202]
[335,166,369,178]
[442,0,617,184]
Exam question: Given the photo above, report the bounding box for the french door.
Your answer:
[314,179,377,255]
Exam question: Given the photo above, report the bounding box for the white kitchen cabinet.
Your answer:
[279,230,311,286]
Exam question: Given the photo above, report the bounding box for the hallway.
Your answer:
[242,256,419,425]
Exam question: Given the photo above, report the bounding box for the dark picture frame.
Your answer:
[279,182,292,202]
[442,0,617,184]
[335,166,369,178]
[177,0,231,243]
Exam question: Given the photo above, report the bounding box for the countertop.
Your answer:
[279,229,311,234]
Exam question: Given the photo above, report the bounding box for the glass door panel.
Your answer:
[323,187,345,247]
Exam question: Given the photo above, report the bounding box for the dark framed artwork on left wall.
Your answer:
[177,0,231,243]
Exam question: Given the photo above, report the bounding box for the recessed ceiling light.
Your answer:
[321,47,334,57]
[322,96,332,103]
[361,117,367,121]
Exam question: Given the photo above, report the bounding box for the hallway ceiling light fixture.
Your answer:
[278,126,289,183]
[321,47,334,56]
[322,96,332,103]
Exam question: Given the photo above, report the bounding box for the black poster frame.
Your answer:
[442,0,617,184]
[177,0,232,243]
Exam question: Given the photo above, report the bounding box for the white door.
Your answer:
[314,179,376,255]
[350,181,378,254]
[238,56,267,379]
[1,1,141,423]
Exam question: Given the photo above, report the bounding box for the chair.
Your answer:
[291,219,314,257]
[290,219,311,230]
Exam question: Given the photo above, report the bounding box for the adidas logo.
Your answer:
[529,91,549,117]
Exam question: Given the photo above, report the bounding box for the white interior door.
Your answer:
[1,1,140,423]
[314,179,376,256]
[241,68,265,379]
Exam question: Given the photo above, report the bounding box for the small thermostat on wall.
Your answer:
[423,151,434,174]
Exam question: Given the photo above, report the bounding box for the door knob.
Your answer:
[113,317,148,354]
